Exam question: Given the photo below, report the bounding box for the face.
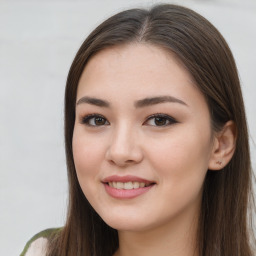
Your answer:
[72,43,215,232]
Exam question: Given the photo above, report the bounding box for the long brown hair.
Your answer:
[47,4,255,256]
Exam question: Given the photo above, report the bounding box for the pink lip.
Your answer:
[104,183,155,199]
[102,175,156,199]
[102,175,154,185]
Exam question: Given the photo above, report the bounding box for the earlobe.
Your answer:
[208,121,236,171]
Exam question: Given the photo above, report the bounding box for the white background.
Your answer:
[0,0,255,255]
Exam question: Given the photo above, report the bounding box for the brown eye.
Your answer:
[144,114,177,127]
[81,114,110,126]
[94,117,106,125]
[154,117,168,126]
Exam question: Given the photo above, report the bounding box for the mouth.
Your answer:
[102,175,156,199]
[106,181,153,190]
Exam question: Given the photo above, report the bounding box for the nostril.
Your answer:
[126,159,135,163]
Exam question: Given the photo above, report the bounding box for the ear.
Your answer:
[208,120,236,170]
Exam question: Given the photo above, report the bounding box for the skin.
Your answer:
[72,43,236,256]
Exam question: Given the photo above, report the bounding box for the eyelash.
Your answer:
[145,113,178,126]
[80,113,178,127]
[80,114,110,127]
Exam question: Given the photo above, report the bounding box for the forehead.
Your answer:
[81,43,191,79]
[76,43,206,110]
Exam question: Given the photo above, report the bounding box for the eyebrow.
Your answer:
[76,96,110,107]
[134,96,187,108]
[76,95,187,108]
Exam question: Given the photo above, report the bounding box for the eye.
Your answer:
[80,114,110,126]
[144,114,178,127]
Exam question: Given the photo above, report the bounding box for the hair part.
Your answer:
[47,4,255,256]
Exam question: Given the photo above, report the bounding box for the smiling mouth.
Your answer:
[102,175,156,198]
[107,181,154,190]
[103,181,155,199]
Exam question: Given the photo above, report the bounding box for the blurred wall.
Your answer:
[0,0,255,255]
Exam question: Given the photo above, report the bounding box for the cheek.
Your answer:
[72,129,108,207]
[147,126,212,194]
[72,128,105,186]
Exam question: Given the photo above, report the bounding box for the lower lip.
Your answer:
[104,183,155,199]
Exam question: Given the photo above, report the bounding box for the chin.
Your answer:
[106,221,149,232]
[100,211,159,232]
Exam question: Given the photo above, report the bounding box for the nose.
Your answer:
[105,124,143,167]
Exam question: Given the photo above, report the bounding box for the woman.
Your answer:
[20,3,255,256]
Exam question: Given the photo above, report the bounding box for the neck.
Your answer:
[113,209,199,256]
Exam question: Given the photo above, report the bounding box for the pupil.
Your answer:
[95,117,105,125]
[155,117,166,126]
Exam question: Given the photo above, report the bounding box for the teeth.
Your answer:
[133,182,140,189]
[124,182,133,189]
[108,181,149,190]
[139,182,145,188]
[116,182,124,189]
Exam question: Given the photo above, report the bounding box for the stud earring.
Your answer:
[216,160,222,165]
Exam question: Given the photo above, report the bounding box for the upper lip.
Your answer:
[102,175,155,185]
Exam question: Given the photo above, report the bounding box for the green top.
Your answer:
[20,228,61,256]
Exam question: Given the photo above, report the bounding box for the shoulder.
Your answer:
[20,228,62,256]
